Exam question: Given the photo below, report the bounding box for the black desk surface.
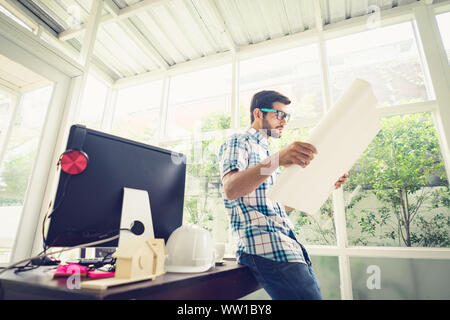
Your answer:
[0,259,260,300]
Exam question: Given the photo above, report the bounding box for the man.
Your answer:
[218,90,348,300]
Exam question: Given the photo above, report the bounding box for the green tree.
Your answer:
[0,151,34,206]
[346,113,450,247]
[181,112,231,231]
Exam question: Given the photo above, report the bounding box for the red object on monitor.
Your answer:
[60,150,88,175]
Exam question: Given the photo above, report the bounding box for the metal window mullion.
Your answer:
[314,0,352,300]
[100,85,117,131]
[307,245,450,260]
[316,16,332,114]
[158,74,170,144]
[231,53,239,130]
[318,39,332,113]
[412,19,436,101]
[333,187,353,300]
[413,5,450,183]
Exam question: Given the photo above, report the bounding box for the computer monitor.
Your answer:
[45,124,186,248]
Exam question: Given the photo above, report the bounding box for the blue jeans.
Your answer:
[239,252,322,300]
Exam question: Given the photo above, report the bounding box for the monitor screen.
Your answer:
[45,125,186,247]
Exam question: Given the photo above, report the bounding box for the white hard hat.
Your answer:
[165,224,215,273]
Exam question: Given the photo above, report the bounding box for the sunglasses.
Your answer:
[259,108,291,122]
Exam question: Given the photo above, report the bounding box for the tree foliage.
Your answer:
[346,113,450,247]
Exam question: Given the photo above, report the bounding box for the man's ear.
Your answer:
[253,108,263,121]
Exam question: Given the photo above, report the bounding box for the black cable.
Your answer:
[42,172,72,253]
[0,227,135,276]
[47,174,71,220]
[14,261,40,274]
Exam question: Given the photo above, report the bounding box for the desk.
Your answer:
[0,260,260,300]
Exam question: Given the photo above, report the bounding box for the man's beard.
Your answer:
[262,117,282,139]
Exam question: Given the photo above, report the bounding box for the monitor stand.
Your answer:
[118,187,155,247]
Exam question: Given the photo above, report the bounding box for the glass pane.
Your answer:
[166,64,232,138]
[239,44,324,127]
[241,256,341,300]
[327,22,431,106]
[269,128,337,245]
[436,12,450,64]
[345,113,450,248]
[350,257,450,299]
[0,85,54,262]
[161,133,230,243]
[310,255,341,300]
[0,92,12,137]
[78,73,108,129]
[111,80,162,144]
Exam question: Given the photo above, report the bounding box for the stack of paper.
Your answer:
[268,78,381,215]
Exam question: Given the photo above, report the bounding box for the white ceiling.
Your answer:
[2,0,449,83]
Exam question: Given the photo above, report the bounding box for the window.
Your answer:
[0,92,12,137]
[78,73,109,129]
[345,113,450,248]
[0,5,33,32]
[161,133,230,244]
[310,256,341,300]
[350,257,450,299]
[112,80,163,144]
[0,85,54,263]
[166,65,232,138]
[239,44,324,127]
[436,12,450,64]
[327,22,432,107]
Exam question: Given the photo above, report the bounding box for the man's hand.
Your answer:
[334,173,349,189]
[285,205,295,213]
[277,141,318,168]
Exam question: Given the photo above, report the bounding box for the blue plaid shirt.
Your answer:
[218,128,307,264]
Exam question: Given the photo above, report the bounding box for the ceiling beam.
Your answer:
[104,0,169,70]
[202,0,236,52]
[313,0,324,32]
[178,0,220,54]
[59,0,169,41]
[103,0,120,17]
[118,19,169,70]
[79,0,103,67]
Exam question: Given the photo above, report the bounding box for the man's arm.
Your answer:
[222,158,278,200]
[222,142,318,201]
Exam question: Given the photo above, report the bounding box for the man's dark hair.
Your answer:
[250,90,291,124]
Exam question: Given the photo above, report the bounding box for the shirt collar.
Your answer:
[247,127,269,149]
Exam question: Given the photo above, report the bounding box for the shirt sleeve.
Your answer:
[218,134,249,179]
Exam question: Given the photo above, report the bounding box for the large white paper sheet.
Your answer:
[268,79,381,215]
